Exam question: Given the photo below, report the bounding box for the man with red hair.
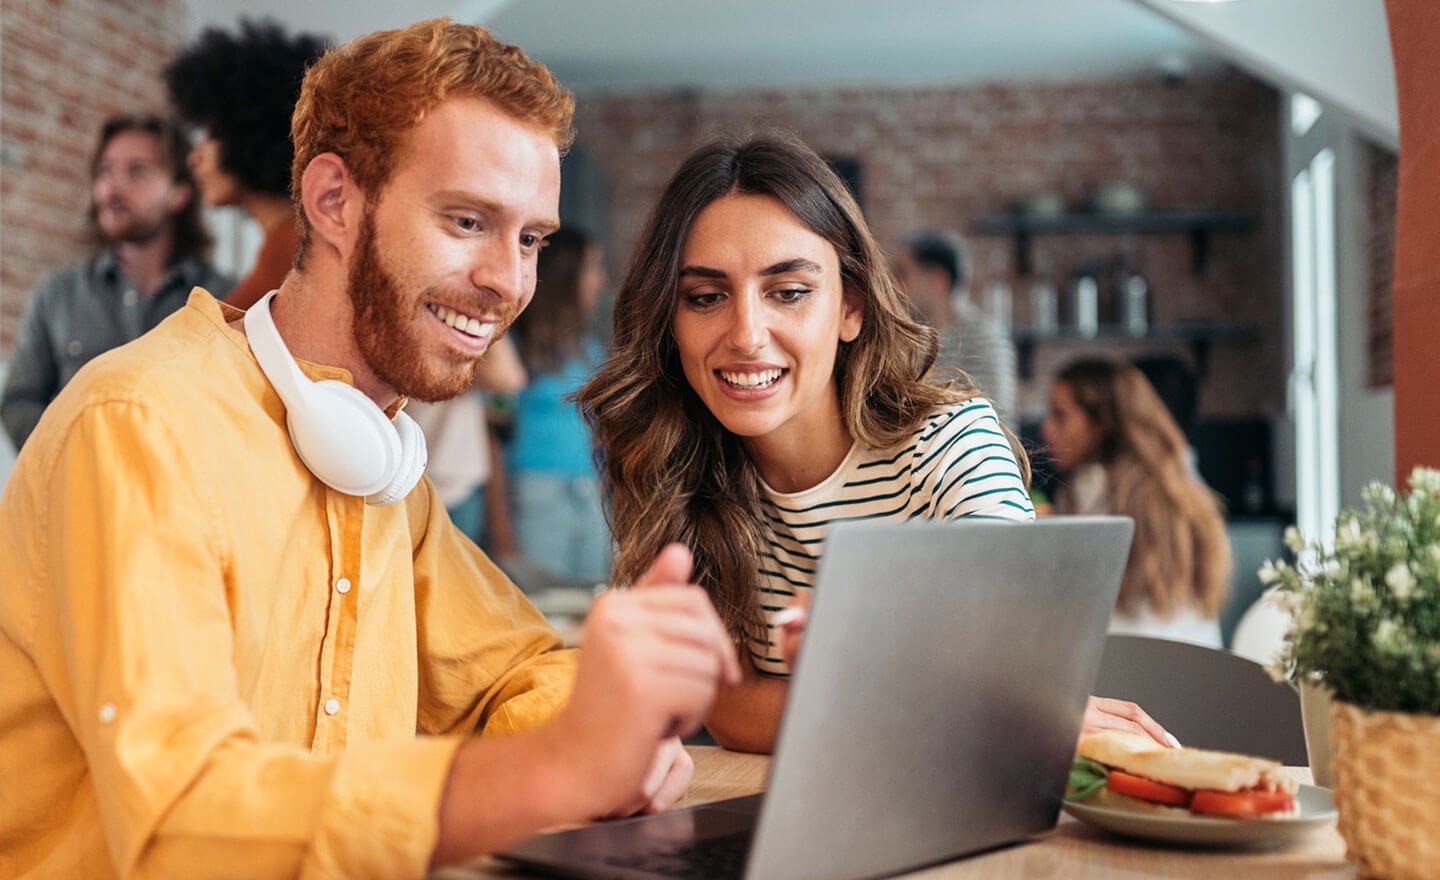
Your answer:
[0,19,738,879]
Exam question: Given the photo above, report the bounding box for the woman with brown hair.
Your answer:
[1042,357,1232,647]
[579,133,1169,753]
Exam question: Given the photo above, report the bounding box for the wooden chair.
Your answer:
[1092,634,1308,765]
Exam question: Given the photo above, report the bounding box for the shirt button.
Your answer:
[336,577,352,594]
[324,699,341,716]
[99,703,117,724]
[122,288,138,307]
[66,339,83,357]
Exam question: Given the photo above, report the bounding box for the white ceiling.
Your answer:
[186,0,1222,93]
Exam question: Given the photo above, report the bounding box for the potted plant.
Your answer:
[1262,467,1440,880]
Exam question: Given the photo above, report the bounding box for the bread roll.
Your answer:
[1077,730,1297,794]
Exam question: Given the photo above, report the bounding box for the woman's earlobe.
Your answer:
[840,294,864,343]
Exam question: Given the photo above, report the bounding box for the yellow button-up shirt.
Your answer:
[0,290,577,879]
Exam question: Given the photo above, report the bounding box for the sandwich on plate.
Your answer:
[1067,729,1298,819]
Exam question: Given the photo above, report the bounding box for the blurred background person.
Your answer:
[1041,357,1231,646]
[894,229,1018,420]
[506,227,611,585]
[1,113,229,450]
[164,19,328,308]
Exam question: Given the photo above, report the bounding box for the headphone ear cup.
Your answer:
[366,410,428,506]
[246,289,421,504]
[286,380,404,498]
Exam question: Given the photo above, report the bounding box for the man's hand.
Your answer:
[557,544,740,819]
[1080,696,1180,747]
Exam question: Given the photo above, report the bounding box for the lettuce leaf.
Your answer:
[1065,755,1109,801]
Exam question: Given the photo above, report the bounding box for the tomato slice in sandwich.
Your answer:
[1106,771,1191,807]
[1189,789,1295,818]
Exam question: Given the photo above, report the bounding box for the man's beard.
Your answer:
[97,202,168,246]
[346,213,518,403]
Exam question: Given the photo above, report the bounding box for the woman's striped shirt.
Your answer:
[750,398,1034,675]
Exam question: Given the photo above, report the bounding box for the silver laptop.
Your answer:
[497,516,1133,880]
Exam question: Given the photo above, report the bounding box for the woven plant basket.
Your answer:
[1330,699,1440,880]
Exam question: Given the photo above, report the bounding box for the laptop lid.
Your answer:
[744,515,1131,880]
[496,516,1132,880]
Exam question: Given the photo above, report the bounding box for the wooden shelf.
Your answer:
[973,210,1256,275]
[1013,323,1258,379]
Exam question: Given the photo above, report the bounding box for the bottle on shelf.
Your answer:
[1029,278,1058,335]
[985,278,1014,330]
[1111,257,1150,337]
[1069,272,1100,338]
[1027,250,1058,336]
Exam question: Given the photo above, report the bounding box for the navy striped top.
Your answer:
[750,398,1034,675]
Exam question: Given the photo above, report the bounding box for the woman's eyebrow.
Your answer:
[679,258,824,279]
[760,258,823,276]
[679,265,726,279]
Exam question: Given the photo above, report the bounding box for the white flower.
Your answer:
[1296,604,1317,633]
[1410,467,1440,497]
[1351,577,1376,605]
[1258,559,1283,585]
[1265,659,1289,683]
[1335,517,1363,552]
[1385,563,1417,601]
[1374,618,1403,653]
[1283,526,1305,553]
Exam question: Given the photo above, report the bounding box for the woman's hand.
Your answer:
[1081,696,1180,747]
[774,593,811,667]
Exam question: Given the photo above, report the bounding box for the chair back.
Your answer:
[1093,634,1308,764]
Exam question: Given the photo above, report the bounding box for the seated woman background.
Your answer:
[579,132,1170,754]
[1041,357,1232,647]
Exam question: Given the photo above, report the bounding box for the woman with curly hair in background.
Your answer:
[164,19,328,308]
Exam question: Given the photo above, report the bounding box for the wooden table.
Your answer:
[438,746,1356,878]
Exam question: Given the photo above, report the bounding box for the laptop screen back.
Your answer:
[744,516,1131,880]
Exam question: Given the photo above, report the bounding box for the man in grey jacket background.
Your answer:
[1,113,230,449]
[895,229,1018,421]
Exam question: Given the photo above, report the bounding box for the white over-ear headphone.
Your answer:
[245,290,427,506]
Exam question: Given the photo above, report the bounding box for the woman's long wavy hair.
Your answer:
[579,132,1028,641]
[1056,358,1231,617]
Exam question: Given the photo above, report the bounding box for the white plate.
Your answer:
[1061,785,1336,847]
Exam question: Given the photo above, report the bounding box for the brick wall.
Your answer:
[572,71,1284,420]
[0,0,190,353]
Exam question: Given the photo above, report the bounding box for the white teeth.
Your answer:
[431,304,493,340]
[720,368,782,388]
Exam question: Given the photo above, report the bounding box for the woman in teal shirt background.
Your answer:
[508,228,612,584]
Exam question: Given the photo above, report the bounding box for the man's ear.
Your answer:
[300,153,363,258]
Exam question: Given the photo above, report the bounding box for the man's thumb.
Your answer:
[632,543,693,589]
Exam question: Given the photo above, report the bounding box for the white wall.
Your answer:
[1133,0,1397,149]
[1141,0,1400,514]
[1335,128,1396,504]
